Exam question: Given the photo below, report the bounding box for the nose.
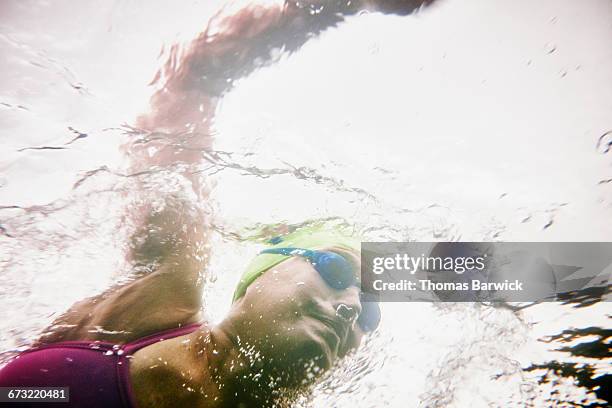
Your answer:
[333,286,362,325]
[335,303,359,324]
[332,286,365,356]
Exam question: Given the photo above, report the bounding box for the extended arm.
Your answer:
[42,0,436,344]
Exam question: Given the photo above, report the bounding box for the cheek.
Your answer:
[241,285,312,331]
[265,272,327,312]
[250,290,321,344]
[266,292,315,329]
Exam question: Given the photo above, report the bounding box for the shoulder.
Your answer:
[129,330,210,407]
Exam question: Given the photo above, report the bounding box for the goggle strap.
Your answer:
[260,247,316,259]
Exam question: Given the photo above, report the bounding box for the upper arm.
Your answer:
[90,263,204,339]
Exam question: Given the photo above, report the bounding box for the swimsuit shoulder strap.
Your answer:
[123,322,203,355]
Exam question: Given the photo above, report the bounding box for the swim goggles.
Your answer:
[260,247,381,332]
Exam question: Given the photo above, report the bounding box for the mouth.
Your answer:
[310,313,346,359]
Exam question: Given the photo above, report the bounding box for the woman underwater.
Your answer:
[0,1,435,406]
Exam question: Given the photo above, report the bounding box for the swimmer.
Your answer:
[0,1,434,406]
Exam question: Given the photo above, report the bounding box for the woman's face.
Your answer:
[224,247,364,386]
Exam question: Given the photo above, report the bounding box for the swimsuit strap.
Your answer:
[122,322,203,355]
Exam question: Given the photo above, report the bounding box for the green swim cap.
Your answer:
[232,226,361,302]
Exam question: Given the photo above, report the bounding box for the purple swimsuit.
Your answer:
[0,323,202,407]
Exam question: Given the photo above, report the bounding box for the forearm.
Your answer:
[165,1,363,94]
[162,0,436,95]
[139,0,371,133]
